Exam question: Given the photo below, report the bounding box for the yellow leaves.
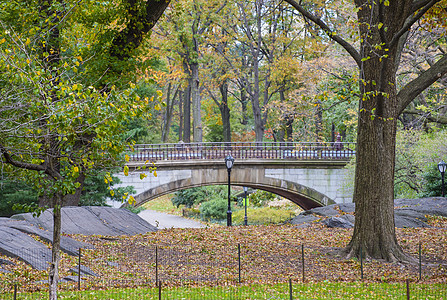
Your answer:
[125,154,130,162]
[110,189,115,197]
[0,38,5,44]
[140,173,147,180]
[124,165,129,176]
[128,195,136,205]
[25,38,31,45]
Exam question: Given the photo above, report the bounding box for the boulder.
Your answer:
[10,224,93,256]
[340,214,355,225]
[323,216,354,228]
[12,206,158,236]
[69,264,98,277]
[337,203,355,214]
[0,226,52,270]
[306,206,339,217]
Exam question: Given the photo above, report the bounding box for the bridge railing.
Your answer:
[129,142,355,162]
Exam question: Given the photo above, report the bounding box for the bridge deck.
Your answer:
[129,142,355,162]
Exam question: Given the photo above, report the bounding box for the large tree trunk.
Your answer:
[344,1,413,262]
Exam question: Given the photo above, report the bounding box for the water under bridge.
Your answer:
[117,141,355,210]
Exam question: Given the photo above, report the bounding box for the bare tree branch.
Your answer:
[283,0,361,66]
[397,54,447,115]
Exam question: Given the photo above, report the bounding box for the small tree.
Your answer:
[0,21,154,300]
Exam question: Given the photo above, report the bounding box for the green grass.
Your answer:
[4,282,445,299]
[140,194,183,215]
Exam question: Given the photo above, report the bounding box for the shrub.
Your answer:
[171,186,227,208]
[419,164,445,197]
[200,196,227,221]
[249,190,276,207]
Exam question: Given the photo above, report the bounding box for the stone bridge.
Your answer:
[116,142,355,210]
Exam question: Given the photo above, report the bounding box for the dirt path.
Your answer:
[138,209,206,229]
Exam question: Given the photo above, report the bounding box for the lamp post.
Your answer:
[225,155,235,226]
[243,187,248,226]
[438,160,447,197]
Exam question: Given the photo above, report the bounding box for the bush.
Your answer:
[200,196,227,221]
[249,190,276,207]
[419,164,445,197]
[171,186,227,208]
[0,180,38,217]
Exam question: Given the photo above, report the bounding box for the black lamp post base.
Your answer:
[227,211,232,227]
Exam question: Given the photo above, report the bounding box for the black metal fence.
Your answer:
[1,242,445,299]
[129,142,356,162]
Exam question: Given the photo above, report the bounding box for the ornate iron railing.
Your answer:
[129,142,355,162]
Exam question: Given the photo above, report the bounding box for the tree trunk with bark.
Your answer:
[183,83,191,143]
[219,81,231,143]
[283,0,447,262]
[191,62,203,143]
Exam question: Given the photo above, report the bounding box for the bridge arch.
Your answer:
[131,166,335,210]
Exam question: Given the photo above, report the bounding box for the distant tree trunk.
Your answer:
[219,81,231,143]
[183,83,191,143]
[240,87,249,126]
[178,89,184,141]
[191,62,202,143]
[162,83,178,143]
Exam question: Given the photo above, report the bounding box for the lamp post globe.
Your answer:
[225,155,235,226]
[438,160,446,197]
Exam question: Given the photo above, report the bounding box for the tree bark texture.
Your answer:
[191,62,203,143]
[219,81,231,143]
[183,83,191,143]
[345,0,415,262]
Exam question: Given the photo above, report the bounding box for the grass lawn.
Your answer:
[6,282,445,299]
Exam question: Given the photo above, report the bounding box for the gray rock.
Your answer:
[338,203,356,214]
[323,216,354,228]
[340,214,355,224]
[69,265,98,277]
[0,258,15,266]
[10,224,93,256]
[106,261,119,268]
[60,276,80,282]
[308,206,339,217]
[394,209,428,222]
[394,215,430,228]
[0,227,52,270]
[289,214,319,225]
[0,268,12,273]
[12,206,158,236]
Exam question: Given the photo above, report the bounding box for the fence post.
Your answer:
[301,244,305,283]
[406,279,410,300]
[289,278,293,300]
[13,283,17,300]
[418,243,422,281]
[78,248,82,290]
[156,246,159,286]
[158,280,162,300]
[238,243,241,283]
